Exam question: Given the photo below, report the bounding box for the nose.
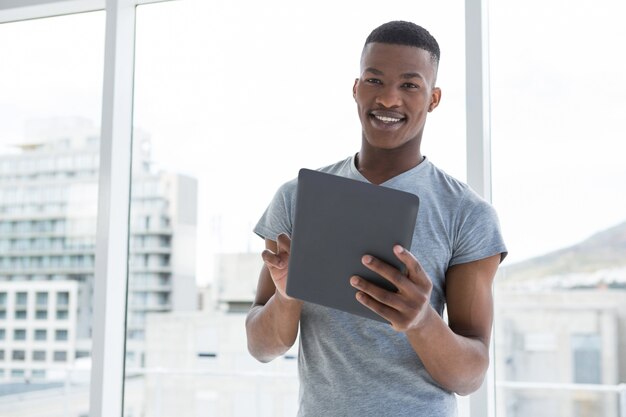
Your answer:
[375,86,401,108]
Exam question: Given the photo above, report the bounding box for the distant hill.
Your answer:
[499,220,626,283]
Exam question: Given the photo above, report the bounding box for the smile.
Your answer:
[368,111,406,130]
[369,110,406,125]
[375,115,403,123]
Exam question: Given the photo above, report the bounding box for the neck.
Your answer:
[356,145,423,185]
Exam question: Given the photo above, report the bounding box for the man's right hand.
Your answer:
[247,234,302,362]
[261,233,296,301]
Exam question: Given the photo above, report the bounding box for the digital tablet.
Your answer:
[286,168,420,322]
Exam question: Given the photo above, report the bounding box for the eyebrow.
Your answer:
[363,67,426,81]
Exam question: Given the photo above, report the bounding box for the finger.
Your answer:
[354,291,399,325]
[392,245,431,289]
[261,249,286,269]
[350,275,407,311]
[277,233,292,255]
[361,254,410,292]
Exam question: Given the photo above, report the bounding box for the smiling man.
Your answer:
[246,21,507,416]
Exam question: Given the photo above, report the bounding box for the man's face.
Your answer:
[353,43,441,151]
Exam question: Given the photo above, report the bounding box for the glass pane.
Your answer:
[126,0,466,416]
[491,1,626,416]
[0,11,105,417]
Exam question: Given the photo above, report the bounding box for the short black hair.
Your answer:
[364,21,440,66]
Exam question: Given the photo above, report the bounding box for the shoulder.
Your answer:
[316,156,353,176]
[420,160,498,223]
[417,160,481,210]
[272,156,353,200]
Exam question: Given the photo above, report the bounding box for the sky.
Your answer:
[1,0,625,285]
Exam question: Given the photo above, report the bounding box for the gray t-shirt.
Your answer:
[254,155,507,417]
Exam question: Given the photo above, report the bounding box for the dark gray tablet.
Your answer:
[286,168,420,323]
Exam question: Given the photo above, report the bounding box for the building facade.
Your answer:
[0,118,197,379]
[495,289,626,417]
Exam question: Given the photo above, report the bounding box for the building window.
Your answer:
[0,329,5,340]
[56,309,68,320]
[12,350,26,361]
[0,309,5,319]
[32,350,46,361]
[14,310,27,320]
[13,329,26,341]
[128,330,144,340]
[55,329,68,341]
[56,291,69,306]
[10,369,25,379]
[36,310,48,320]
[0,349,4,360]
[572,334,602,384]
[15,292,27,305]
[31,369,46,379]
[75,350,90,359]
[0,292,6,306]
[36,291,48,306]
[34,329,47,341]
[53,351,67,362]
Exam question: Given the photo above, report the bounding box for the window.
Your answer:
[36,291,48,306]
[13,329,26,341]
[125,1,467,416]
[56,309,68,320]
[53,351,67,362]
[0,329,4,340]
[31,369,46,379]
[56,291,69,306]
[75,350,90,359]
[11,369,25,378]
[0,349,4,360]
[15,292,27,305]
[1,1,527,415]
[34,329,47,341]
[572,334,602,384]
[490,1,626,416]
[12,350,26,361]
[1,13,103,416]
[55,329,68,341]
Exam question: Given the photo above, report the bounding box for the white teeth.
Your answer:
[375,115,402,123]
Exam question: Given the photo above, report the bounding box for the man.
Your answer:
[246,21,507,416]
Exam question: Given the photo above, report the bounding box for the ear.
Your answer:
[352,78,359,99]
[428,87,442,112]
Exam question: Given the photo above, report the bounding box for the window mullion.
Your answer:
[89,0,136,416]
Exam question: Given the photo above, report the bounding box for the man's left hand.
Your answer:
[350,245,434,332]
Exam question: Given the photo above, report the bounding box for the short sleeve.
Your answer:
[254,178,298,242]
[449,194,508,267]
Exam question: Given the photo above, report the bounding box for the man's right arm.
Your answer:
[245,235,303,363]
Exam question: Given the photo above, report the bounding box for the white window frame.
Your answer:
[465,0,495,416]
[0,0,494,415]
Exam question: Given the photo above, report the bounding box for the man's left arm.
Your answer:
[350,246,501,395]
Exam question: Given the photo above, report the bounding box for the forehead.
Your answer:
[360,43,436,81]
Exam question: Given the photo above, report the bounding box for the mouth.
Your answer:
[368,110,406,129]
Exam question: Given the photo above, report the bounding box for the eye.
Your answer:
[365,78,382,85]
[401,82,419,89]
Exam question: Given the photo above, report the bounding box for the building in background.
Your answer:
[212,252,262,313]
[140,252,298,417]
[495,290,624,417]
[495,222,626,417]
[0,280,79,382]
[0,117,198,380]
